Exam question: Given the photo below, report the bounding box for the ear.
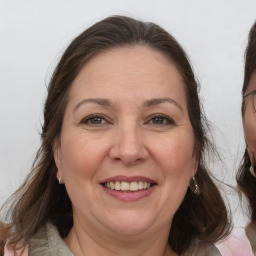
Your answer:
[247,149,256,177]
[247,148,255,166]
[191,153,199,178]
[191,143,200,177]
[52,137,63,181]
[249,167,256,178]
[192,156,199,177]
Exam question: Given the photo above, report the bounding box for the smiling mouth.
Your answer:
[102,181,155,192]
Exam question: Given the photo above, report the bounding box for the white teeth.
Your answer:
[115,181,121,190]
[130,182,138,191]
[138,181,144,190]
[104,181,153,191]
[110,182,115,189]
[121,182,130,191]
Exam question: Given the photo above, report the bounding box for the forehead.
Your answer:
[69,46,187,105]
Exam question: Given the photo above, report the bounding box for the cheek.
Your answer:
[60,134,108,180]
[150,135,195,220]
[151,134,195,174]
[59,135,110,209]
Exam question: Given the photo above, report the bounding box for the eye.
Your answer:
[148,115,175,126]
[80,114,108,126]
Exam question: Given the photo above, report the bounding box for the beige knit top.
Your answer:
[24,222,221,256]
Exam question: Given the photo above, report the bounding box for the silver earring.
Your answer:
[58,177,62,184]
[189,176,200,195]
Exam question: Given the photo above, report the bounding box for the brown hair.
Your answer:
[237,21,256,224]
[0,15,230,254]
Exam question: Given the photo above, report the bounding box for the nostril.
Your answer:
[109,133,148,165]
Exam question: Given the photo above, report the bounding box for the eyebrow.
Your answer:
[73,97,183,112]
[73,98,111,112]
[143,97,183,112]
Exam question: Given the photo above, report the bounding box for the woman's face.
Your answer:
[54,46,198,237]
[243,72,256,170]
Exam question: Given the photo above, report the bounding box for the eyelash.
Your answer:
[80,114,109,126]
[147,114,175,126]
[79,114,175,127]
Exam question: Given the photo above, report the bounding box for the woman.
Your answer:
[0,16,230,256]
[237,20,256,253]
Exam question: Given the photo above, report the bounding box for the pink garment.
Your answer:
[4,243,28,256]
[216,228,254,256]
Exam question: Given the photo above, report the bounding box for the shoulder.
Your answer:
[3,243,28,256]
[29,222,73,256]
[182,244,221,256]
[216,227,254,256]
[4,222,73,256]
[246,222,256,254]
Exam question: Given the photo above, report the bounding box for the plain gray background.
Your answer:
[1,0,256,227]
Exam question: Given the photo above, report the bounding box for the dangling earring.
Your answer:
[189,176,200,195]
[58,177,62,184]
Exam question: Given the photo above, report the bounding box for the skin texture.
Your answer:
[243,72,256,176]
[54,46,198,256]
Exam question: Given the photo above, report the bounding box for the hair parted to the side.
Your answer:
[237,21,256,225]
[0,15,230,254]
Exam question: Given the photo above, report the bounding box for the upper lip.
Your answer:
[100,175,157,184]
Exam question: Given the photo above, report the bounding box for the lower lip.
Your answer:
[102,185,156,201]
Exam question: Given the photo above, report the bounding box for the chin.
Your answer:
[101,211,159,236]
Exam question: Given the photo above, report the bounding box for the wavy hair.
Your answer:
[237,21,256,224]
[0,15,230,255]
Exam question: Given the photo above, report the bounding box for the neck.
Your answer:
[64,220,178,256]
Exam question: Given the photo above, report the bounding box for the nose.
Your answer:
[109,123,148,165]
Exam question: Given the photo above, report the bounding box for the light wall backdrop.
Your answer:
[1,0,256,227]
